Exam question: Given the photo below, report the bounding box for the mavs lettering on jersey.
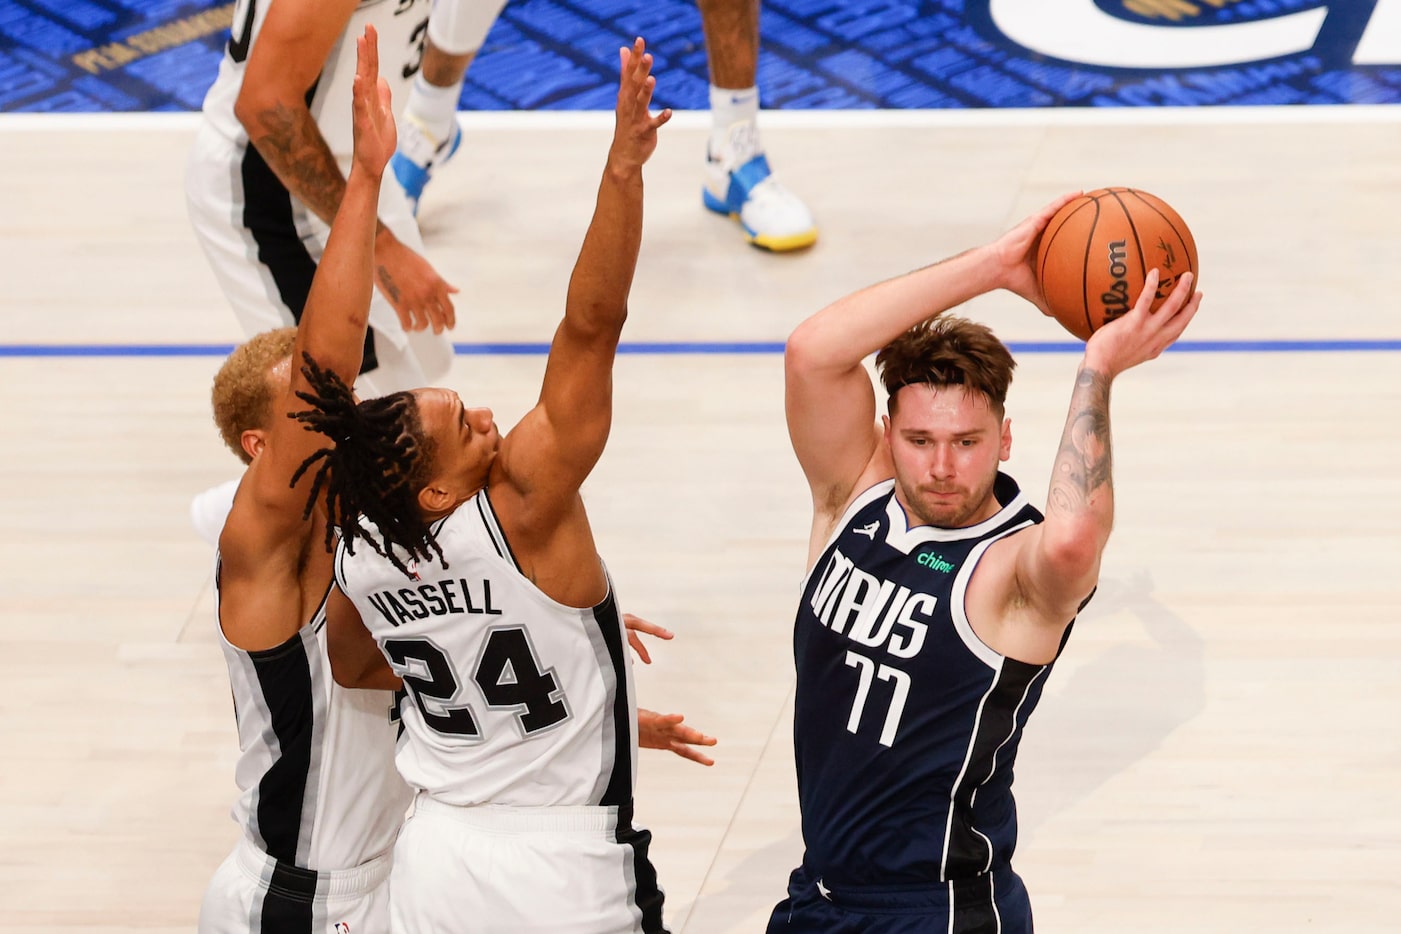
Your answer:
[791,473,1075,888]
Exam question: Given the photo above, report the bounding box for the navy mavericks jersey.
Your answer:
[793,473,1071,887]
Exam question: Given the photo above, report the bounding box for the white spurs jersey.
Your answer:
[200,0,432,159]
[214,557,412,869]
[333,491,641,808]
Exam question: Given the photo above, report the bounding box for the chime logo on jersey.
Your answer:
[916,550,956,574]
[809,547,933,659]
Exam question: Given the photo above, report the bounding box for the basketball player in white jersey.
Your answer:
[769,201,1202,932]
[290,38,674,932]
[186,0,505,399]
[199,29,408,933]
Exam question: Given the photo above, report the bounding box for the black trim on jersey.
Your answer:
[476,489,521,571]
[258,860,319,932]
[238,123,379,375]
[615,811,669,934]
[591,588,633,808]
[945,658,1047,880]
[949,871,998,934]
[248,632,317,865]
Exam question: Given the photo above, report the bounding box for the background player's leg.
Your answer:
[697,0,816,252]
[393,0,510,214]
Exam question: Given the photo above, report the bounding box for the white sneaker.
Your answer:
[390,115,463,216]
[702,121,817,252]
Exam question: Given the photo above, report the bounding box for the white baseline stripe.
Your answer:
[2,103,1401,133]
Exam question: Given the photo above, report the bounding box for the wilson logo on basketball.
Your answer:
[1101,239,1131,325]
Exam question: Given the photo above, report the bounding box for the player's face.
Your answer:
[883,384,1011,529]
[413,387,499,506]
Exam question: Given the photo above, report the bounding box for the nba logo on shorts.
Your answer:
[334,924,351,934]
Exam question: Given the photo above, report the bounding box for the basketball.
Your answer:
[1035,188,1198,340]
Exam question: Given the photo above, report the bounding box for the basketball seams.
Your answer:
[1036,197,1091,292]
[1036,186,1193,342]
[1105,188,1148,298]
[1125,189,1196,280]
[1079,197,1102,339]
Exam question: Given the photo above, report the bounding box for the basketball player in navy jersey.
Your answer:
[285,38,675,933]
[770,196,1203,933]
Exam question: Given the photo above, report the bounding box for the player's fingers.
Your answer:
[1146,273,1194,332]
[1132,268,1162,315]
[675,727,717,746]
[624,613,674,639]
[1159,290,1202,343]
[438,291,457,330]
[626,631,652,664]
[651,107,673,130]
[673,744,716,766]
[1032,191,1082,230]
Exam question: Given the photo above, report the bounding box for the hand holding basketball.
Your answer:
[1034,188,1199,340]
[1083,267,1202,378]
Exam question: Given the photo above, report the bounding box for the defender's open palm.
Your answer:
[1085,269,1201,377]
[612,37,671,168]
[352,26,395,179]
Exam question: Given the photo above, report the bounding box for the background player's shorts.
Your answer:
[199,835,392,934]
[390,794,668,933]
[184,121,453,398]
[766,864,1032,934]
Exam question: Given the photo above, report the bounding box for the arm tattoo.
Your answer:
[250,101,347,226]
[377,267,401,303]
[1048,367,1113,517]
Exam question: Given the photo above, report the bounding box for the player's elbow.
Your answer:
[233,81,296,138]
[1040,526,1107,586]
[784,320,826,377]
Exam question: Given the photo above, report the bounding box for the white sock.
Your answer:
[709,85,761,164]
[405,74,461,145]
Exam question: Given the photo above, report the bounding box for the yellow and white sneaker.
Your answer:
[702,123,817,252]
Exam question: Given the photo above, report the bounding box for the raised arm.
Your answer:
[234,0,361,229]
[987,268,1202,659]
[497,38,671,503]
[235,0,454,334]
[248,26,394,518]
[785,194,1083,542]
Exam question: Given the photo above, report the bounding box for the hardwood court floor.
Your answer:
[1,107,1399,932]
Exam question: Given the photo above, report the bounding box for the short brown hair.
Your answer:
[211,328,297,464]
[875,315,1016,415]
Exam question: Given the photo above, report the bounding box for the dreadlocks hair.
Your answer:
[875,314,1016,417]
[289,352,446,579]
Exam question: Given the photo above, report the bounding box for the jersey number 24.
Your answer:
[384,628,570,740]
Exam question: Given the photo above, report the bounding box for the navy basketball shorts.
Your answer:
[766,864,1032,934]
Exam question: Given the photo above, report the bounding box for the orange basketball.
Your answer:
[1034,188,1198,341]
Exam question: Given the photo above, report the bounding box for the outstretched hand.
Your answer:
[610,37,672,169]
[1085,268,1202,377]
[623,612,673,665]
[988,191,1084,315]
[638,709,717,766]
[352,25,396,179]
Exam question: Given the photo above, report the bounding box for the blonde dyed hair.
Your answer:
[211,328,297,464]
